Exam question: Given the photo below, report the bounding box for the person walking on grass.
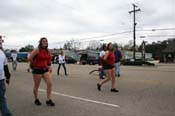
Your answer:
[97,42,119,92]
[28,37,55,106]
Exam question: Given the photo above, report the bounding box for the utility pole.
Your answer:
[129,4,141,61]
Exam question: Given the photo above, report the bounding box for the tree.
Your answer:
[63,39,81,50]
[19,44,34,52]
[86,40,101,50]
[113,42,123,49]
[138,39,169,60]
[63,41,71,50]
[123,40,133,51]
[99,43,106,50]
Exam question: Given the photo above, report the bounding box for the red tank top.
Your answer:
[106,51,115,65]
[32,49,51,69]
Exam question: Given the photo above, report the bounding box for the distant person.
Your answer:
[57,50,68,76]
[0,36,13,116]
[11,50,18,71]
[99,44,106,79]
[114,45,122,77]
[28,37,55,106]
[27,51,32,72]
[0,36,3,49]
[97,42,119,92]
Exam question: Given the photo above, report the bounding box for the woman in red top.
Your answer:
[28,37,55,106]
[97,42,119,92]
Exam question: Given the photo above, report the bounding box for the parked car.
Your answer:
[80,54,88,65]
[87,56,99,65]
[80,54,99,65]
[65,56,77,64]
[51,55,58,64]
[17,52,28,62]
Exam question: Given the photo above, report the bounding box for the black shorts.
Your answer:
[32,68,49,74]
[103,64,114,70]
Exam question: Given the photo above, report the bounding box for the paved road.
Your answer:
[6,63,175,116]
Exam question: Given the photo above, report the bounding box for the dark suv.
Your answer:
[80,54,99,65]
[65,56,77,64]
[87,56,99,65]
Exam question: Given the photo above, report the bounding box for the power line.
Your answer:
[50,30,133,45]
[137,28,175,32]
[140,35,175,38]
[77,28,175,41]
[78,31,133,41]
[4,27,175,48]
[49,27,175,46]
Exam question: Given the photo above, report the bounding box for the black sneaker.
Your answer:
[97,83,101,91]
[46,99,55,106]
[27,68,30,72]
[111,88,119,92]
[117,74,120,77]
[35,99,42,106]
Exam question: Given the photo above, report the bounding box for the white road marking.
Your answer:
[39,89,120,108]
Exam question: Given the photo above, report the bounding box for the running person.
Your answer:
[97,42,119,92]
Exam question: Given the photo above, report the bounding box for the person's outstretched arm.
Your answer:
[4,65,11,85]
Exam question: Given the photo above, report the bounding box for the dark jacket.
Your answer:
[114,50,122,63]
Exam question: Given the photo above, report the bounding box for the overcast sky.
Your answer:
[0,0,175,49]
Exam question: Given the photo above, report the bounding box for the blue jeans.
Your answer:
[0,80,12,116]
[99,66,105,79]
[115,62,121,75]
[57,63,67,75]
[12,61,17,71]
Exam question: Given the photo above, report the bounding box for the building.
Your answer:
[121,50,152,60]
[162,39,175,63]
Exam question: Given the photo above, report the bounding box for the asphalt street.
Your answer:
[5,63,175,116]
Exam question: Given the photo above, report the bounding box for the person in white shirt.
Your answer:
[0,36,12,116]
[11,50,18,71]
[99,44,106,79]
[57,50,68,76]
